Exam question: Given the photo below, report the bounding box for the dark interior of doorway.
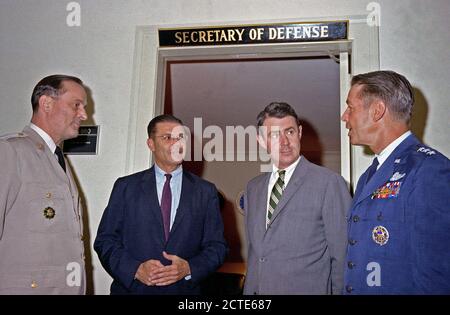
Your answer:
[162,56,341,294]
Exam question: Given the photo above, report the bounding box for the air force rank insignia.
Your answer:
[417,147,436,155]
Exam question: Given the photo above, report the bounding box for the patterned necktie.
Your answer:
[55,146,66,172]
[365,157,379,184]
[161,174,172,241]
[267,170,286,228]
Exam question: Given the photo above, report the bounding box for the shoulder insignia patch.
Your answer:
[417,146,436,156]
[0,132,28,140]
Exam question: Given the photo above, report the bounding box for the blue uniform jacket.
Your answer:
[344,134,450,294]
[94,167,228,294]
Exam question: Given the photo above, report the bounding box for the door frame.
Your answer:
[126,16,379,191]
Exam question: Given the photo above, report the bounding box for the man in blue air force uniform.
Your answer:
[341,70,450,294]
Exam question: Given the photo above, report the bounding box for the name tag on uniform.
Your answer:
[371,181,402,199]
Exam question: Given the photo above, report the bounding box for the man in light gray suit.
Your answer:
[0,74,88,294]
[244,102,351,295]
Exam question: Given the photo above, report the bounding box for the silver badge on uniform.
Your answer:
[372,225,389,245]
[390,172,406,181]
[43,207,56,219]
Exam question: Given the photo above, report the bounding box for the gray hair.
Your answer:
[351,70,414,123]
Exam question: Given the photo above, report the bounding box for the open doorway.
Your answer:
[163,56,341,262]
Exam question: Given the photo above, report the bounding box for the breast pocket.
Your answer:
[364,198,408,260]
[25,184,71,234]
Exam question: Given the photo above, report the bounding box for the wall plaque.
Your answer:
[159,21,348,47]
[63,125,99,155]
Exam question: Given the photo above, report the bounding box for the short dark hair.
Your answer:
[147,114,183,138]
[256,102,301,128]
[31,74,83,112]
[351,70,414,123]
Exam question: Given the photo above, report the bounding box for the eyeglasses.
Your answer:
[154,133,186,142]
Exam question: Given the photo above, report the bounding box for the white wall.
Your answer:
[1,0,449,294]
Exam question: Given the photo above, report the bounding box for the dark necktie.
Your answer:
[161,174,172,241]
[365,157,379,184]
[55,146,66,172]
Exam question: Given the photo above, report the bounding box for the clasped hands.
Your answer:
[135,251,191,286]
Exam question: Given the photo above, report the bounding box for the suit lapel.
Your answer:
[355,161,394,205]
[23,126,69,184]
[169,171,194,238]
[254,173,270,241]
[140,167,165,243]
[24,126,82,231]
[65,162,81,215]
[267,156,309,229]
[353,134,420,207]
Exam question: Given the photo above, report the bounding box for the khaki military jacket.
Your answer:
[0,126,86,294]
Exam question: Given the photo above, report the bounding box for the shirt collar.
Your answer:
[272,155,301,174]
[154,163,183,179]
[376,130,412,168]
[29,123,57,153]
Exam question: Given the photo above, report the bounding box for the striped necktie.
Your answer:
[267,170,285,228]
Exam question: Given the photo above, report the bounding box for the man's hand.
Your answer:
[151,251,191,286]
[134,259,164,286]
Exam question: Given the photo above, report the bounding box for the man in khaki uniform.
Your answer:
[0,74,88,294]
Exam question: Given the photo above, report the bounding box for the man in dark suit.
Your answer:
[244,102,351,295]
[94,114,227,294]
[342,70,450,294]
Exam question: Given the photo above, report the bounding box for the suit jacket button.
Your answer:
[347,261,355,269]
[45,192,52,199]
[31,281,38,288]
[349,239,357,245]
[345,285,353,293]
[352,215,360,222]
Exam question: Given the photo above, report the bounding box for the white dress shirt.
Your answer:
[266,156,301,217]
[375,131,412,169]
